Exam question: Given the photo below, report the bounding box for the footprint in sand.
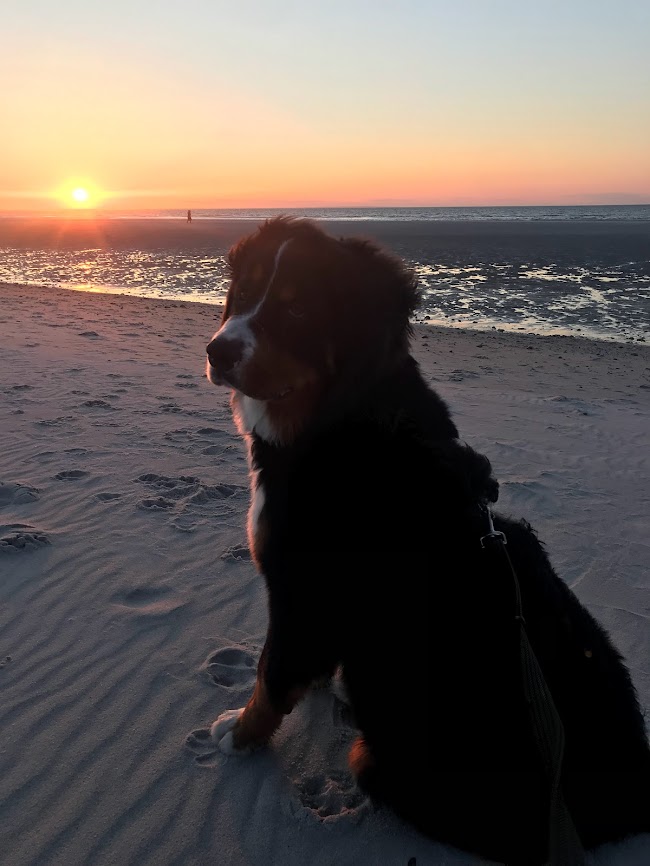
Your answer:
[95,491,122,501]
[80,399,116,410]
[162,427,239,457]
[185,645,257,767]
[55,469,89,481]
[137,496,175,511]
[204,647,257,689]
[0,481,40,506]
[135,473,200,497]
[35,416,76,427]
[195,427,229,439]
[448,369,481,382]
[200,445,225,456]
[112,586,186,615]
[221,544,251,562]
[289,771,369,824]
[135,473,243,507]
[184,728,221,766]
[184,706,252,766]
[170,515,197,533]
[190,484,242,504]
[0,523,50,553]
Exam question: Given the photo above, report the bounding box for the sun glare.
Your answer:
[54,180,104,210]
[71,187,90,204]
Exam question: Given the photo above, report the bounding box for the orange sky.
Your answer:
[2,2,649,211]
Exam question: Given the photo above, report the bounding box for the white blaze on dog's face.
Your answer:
[205,218,418,444]
[205,239,291,395]
[206,224,337,442]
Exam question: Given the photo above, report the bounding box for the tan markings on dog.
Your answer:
[239,337,317,397]
[264,385,323,444]
[348,736,375,778]
[237,337,324,443]
[231,675,306,750]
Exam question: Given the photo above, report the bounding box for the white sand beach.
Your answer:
[1,281,649,866]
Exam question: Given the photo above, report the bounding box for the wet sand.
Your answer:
[2,216,649,344]
[1,216,649,266]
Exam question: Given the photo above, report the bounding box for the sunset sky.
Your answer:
[2,0,649,210]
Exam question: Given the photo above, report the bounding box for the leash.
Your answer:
[480,507,587,866]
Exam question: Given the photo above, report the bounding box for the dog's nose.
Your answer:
[206,337,244,373]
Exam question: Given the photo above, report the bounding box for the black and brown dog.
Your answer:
[205,217,650,864]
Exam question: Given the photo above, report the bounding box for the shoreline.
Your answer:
[1,278,646,347]
[2,216,648,346]
[2,277,649,419]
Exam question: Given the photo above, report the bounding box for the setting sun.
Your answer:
[71,187,89,204]
[53,180,104,210]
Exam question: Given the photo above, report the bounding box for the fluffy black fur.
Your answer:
[214,218,650,864]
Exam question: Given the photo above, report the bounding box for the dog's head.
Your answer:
[206,217,418,442]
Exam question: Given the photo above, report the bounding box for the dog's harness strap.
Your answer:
[480,507,586,866]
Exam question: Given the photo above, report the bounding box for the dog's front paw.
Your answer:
[210,708,252,755]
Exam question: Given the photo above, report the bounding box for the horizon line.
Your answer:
[2,201,650,215]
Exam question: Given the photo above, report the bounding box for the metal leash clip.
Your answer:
[479,505,507,548]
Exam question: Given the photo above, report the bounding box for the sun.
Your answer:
[68,185,96,209]
[71,187,90,204]
[54,179,104,210]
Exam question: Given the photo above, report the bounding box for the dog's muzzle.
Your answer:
[206,335,246,385]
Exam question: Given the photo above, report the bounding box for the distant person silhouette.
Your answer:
[187,209,192,223]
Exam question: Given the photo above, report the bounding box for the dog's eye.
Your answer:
[288,304,305,319]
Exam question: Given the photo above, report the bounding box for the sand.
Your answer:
[0,280,649,866]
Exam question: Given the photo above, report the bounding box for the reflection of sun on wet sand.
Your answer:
[0,279,648,865]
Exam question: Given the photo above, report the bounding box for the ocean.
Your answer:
[1,206,649,343]
[109,205,650,222]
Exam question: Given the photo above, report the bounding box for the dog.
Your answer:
[205,217,650,864]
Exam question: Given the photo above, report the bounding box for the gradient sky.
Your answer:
[2,0,649,209]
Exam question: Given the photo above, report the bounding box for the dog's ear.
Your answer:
[338,238,419,324]
[227,236,247,273]
[335,237,420,360]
